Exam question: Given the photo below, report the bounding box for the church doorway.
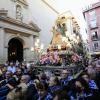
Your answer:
[8,38,23,62]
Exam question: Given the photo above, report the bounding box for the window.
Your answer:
[91,31,98,40]
[94,42,98,50]
[16,5,23,21]
[89,10,96,21]
[89,10,97,28]
[90,21,97,28]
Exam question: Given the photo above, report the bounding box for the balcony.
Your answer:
[91,31,100,41]
[93,47,100,52]
[91,36,99,41]
[92,41,100,52]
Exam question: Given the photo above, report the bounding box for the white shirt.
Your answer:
[7,66,16,73]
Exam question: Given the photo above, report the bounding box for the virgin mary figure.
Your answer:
[51,26,62,46]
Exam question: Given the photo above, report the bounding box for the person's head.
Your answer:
[40,73,47,80]
[75,78,90,93]
[87,64,96,79]
[16,68,22,76]
[61,70,69,79]
[2,67,7,74]
[91,62,96,68]
[10,62,13,67]
[34,79,40,88]
[81,73,90,83]
[27,66,33,74]
[21,64,25,69]
[6,71,13,79]
[75,80,84,92]
[37,82,48,99]
[49,76,59,86]
[20,75,30,84]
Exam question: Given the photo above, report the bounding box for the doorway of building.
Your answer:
[8,38,23,62]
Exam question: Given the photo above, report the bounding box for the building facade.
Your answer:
[28,0,58,50]
[0,0,40,63]
[83,2,100,57]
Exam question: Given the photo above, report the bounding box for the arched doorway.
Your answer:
[8,38,23,62]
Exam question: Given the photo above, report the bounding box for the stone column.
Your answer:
[23,35,34,62]
[23,48,29,62]
[0,28,5,63]
[4,47,8,62]
[28,35,34,61]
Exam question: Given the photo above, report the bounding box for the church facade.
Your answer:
[0,0,40,63]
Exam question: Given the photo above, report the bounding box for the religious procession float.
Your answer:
[37,12,85,67]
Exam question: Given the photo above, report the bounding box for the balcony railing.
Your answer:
[93,47,100,52]
[91,35,100,41]
[93,49,99,52]
[91,37,99,41]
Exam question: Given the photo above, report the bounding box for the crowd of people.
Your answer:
[0,58,100,100]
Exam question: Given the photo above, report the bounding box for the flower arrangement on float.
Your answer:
[37,51,62,66]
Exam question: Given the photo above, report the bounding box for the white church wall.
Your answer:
[0,0,16,18]
[0,0,31,24]
[28,0,58,50]
[0,0,58,50]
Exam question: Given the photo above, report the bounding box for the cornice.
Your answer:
[11,0,28,6]
[4,28,31,37]
[18,0,28,6]
[83,2,100,13]
[0,16,41,32]
[41,0,59,14]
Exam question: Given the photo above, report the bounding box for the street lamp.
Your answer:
[58,45,61,50]
[31,39,44,64]
[40,43,44,50]
[31,47,34,52]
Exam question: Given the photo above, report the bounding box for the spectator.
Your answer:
[7,75,28,100]
[74,78,93,100]
[49,76,61,97]
[7,63,16,74]
[37,82,53,100]
[0,71,17,89]
[60,70,73,90]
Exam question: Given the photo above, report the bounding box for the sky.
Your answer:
[28,0,99,44]
[82,0,99,6]
[45,0,99,41]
